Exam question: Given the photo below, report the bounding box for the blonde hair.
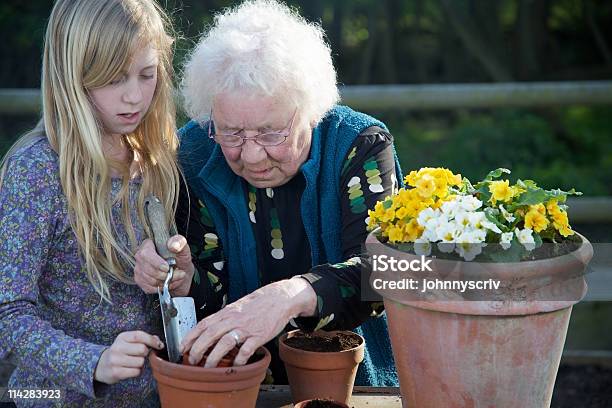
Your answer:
[181,0,339,126]
[0,0,179,302]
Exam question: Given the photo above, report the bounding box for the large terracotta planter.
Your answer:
[366,231,593,408]
[279,330,365,405]
[149,346,271,408]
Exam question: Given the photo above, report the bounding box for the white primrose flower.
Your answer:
[421,226,439,242]
[468,211,502,234]
[454,232,485,261]
[500,232,514,250]
[515,227,536,251]
[458,195,483,212]
[413,237,432,256]
[455,211,472,229]
[417,207,441,227]
[499,204,516,223]
[435,221,461,243]
[440,198,461,218]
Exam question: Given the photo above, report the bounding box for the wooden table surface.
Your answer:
[256,385,403,407]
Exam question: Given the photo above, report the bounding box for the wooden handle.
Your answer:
[144,194,175,263]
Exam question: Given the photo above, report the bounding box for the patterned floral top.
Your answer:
[0,138,161,407]
[176,127,397,384]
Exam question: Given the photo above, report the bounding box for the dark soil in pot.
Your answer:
[156,343,262,367]
[299,398,350,407]
[283,331,362,352]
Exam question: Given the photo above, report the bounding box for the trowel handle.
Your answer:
[144,194,176,265]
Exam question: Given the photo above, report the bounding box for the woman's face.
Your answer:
[213,93,312,188]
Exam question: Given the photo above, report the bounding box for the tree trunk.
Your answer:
[378,0,398,83]
[439,0,514,81]
[517,0,544,79]
[584,0,612,66]
[359,5,379,84]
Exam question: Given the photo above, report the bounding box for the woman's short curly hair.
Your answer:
[181,0,339,125]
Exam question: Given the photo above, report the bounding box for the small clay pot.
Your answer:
[294,398,350,408]
[150,346,271,408]
[279,330,365,405]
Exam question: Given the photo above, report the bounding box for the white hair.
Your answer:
[181,0,339,125]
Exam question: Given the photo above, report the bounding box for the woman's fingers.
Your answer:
[202,331,241,368]
[233,337,259,366]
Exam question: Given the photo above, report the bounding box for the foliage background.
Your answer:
[1,0,611,195]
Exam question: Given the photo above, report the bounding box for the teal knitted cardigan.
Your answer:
[178,105,401,386]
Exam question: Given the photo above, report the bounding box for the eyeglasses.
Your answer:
[207,108,297,148]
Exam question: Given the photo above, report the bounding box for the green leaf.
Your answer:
[475,185,492,204]
[512,189,548,206]
[483,168,511,181]
[484,208,508,231]
[383,199,393,209]
[533,233,543,248]
[516,179,538,189]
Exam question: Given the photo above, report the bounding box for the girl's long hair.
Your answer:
[0,0,179,303]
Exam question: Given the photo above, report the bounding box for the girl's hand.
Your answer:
[180,277,317,368]
[94,331,164,384]
[134,235,194,296]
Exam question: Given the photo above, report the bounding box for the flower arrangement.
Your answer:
[367,167,581,261]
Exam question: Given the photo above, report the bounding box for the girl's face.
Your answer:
[89,45,159,138]
[213,92,312,188]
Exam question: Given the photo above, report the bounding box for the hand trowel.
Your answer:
[144,194,197,363]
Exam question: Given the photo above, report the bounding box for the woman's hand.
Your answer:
[94,331,164,385]
[180,277,317,368]
[134,235,194,296]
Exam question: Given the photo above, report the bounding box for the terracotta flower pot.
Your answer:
[294,399,350,408]
[279,330,365,405]
[367,230,593,408]
[149,346,271,408]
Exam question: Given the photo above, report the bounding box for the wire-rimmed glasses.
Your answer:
[207,108,297,148]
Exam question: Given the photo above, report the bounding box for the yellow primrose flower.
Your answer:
[551,210,574,236]
[387,225,404,243]
[546,200,561,215]
[415,174,436,199]
[404,170,419,187]
[395,207,410,221]
[489,180,514,204]
[404,218,424,242]
[524,208,549,232]
[511,185,526,198]
[530,203,546,215]
[558,225,574,237]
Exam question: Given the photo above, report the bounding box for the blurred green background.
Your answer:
[1,0,611,196]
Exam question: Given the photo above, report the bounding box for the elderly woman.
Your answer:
[135,0,400,386]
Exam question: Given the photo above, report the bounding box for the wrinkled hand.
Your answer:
[94,331,164,385]
[180,277,317,368]
[134,235,194,296]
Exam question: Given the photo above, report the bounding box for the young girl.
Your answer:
[0,0,185,406]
